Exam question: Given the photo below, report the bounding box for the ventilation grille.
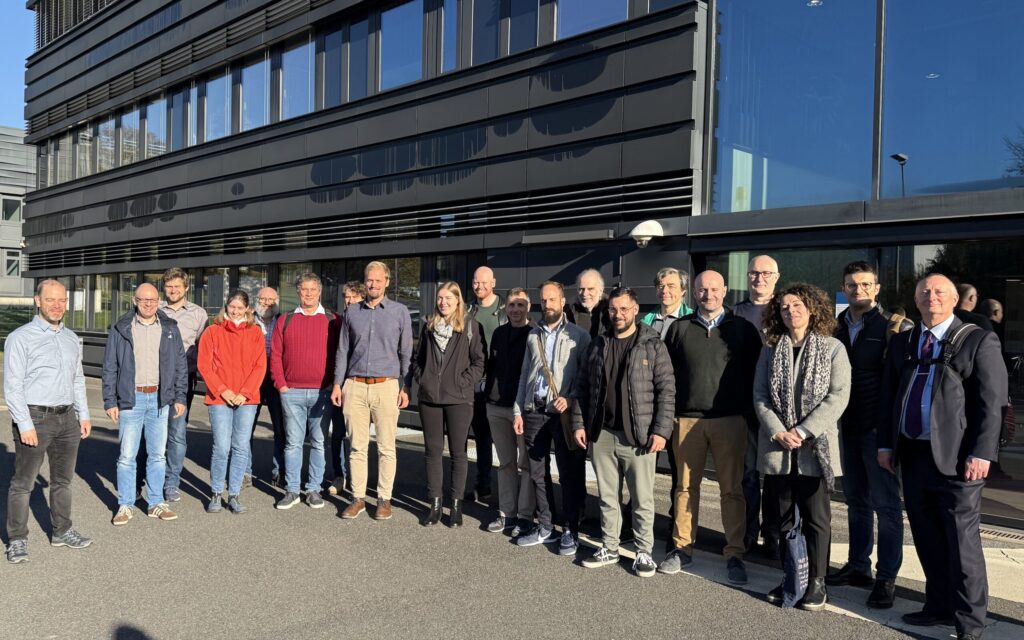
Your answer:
[30,0,316,136]
[26,174,693,271]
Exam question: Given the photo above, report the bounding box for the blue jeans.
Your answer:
[116,392,170,508]
[841,428,904,580]
[164,371,197,492]
[209,404,258,496]
[280,387,330,493]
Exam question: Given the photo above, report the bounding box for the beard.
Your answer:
[542,309,561,324]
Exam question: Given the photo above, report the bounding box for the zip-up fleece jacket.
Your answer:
[197,320,267,405]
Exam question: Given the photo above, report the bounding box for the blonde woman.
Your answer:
[411,282,486,527]
[197,290,267,514]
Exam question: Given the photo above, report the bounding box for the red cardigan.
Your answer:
[197,320,267,405]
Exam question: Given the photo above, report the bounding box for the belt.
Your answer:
[350,376,392,385]
[136,385,159,393]
[27,404,73,415]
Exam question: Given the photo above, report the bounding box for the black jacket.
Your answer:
[411,319,486,405]
[484,322,532,407]
[663,310,762,419]
[835,306,913,433]
[565,299,611,338]
[573,323,676,446]
[879,316,1007,476]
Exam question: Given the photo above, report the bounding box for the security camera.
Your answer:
[629,220,664,248]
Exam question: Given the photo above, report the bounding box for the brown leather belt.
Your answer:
[136,385,158,393]
[349,376,392,385]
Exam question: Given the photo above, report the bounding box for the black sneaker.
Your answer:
[657,548,693,574]
[50,528,93,549]
[825,563,873,588]
[306,490,325,509]
[6,539,28,563]
[275,492,300,510]
[867,578,896,609]
[582,547,620,569]
[727,557,748,585]
[632,551,657,578]
[766,583,784,605]
[798,578,828,611]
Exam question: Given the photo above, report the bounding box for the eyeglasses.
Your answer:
[844,282,877,291]
[134,297,160,305]
[257,297,278,304]
[747,271,778,279]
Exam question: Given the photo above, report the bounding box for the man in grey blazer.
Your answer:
[878,273,1007,640]
[513,281,591,555]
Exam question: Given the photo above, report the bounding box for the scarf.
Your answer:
[432,319,454,353]
[768,332,836,490]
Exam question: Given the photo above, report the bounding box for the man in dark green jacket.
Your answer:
[573,287,675,578]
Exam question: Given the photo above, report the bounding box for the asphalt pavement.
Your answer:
[1,378,1023,640]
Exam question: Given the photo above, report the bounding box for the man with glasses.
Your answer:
[158,267,209,503]
[641,268,693,339]
[5,280,93,563]
[249,287,284,487]
[104,283,188,525]
[733,254,781,557]
[827,261,912,608]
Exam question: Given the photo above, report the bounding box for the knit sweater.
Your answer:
[270,311,341,390]
[197,321,267,405]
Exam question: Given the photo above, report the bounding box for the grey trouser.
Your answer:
[591,427,657,554]
[487,403,534,520]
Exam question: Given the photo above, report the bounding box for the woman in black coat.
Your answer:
[411,281,486,527]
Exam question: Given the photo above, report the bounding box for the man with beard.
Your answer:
[248,287,284,486]
[565,268,611,338]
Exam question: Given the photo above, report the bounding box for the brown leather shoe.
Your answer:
[341,499,366,519]
[374,499,393,520]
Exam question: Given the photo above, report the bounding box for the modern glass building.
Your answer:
[22,0,1024,527]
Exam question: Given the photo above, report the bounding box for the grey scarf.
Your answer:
[768,332,836,490]
[432,319,454,353]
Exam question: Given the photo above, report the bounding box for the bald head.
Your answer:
[915,274,958,327]
[472,266,497,304]
[135,283,161,320]
[256,287,279,319]
[694,270,727,315]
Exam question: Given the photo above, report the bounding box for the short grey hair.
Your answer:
[654,267,689,289]
[295,272,322,290]
[576,268,605,290]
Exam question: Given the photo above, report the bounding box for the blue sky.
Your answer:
[0,5,37,131]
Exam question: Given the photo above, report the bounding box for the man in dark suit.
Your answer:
[878,274,1007,640]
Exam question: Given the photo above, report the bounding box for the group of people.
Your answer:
[4,257,1008,640]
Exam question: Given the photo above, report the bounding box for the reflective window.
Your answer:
[881,1,1024,198]
[92,274,113,330]
[97,117,116,172]
[4,250,21,277]
[68,275,87,330]
[121,107,139,165]
[472,0,501,65]
[509,0,538,55]
[278,262,314,311]
[238,266,268,299]
[144,96,167,158]
[169,84,195,151]
[75,126,93,178]
[649,0,684,11]
[380,0,424,91]
[242,55,270,131]
[710,0,874,213]
[324,28,344,108]
[197,267,230,318]
[2,198,20,222]
[36,145,48,189]
[117,272,138,318]
[54,131,72,184]
[441,0,458,72]
[556,0,626,40]
[281,38,315,119]
[204,70,231,141]
[349,18,370,100]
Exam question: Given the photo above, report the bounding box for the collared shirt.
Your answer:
[696,309,726,331]
[294,304,326,316]
[132,314,162,387]
[256,313,279,357]
[3,315,91,432]
[844,309,868,344]
[534,315,568,401]
[649,305,687,340]
[159,300,209,371]
[903,314,957,441]
[335,296,413,385]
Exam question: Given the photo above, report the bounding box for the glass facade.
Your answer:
[197,267,230,318]
[472,0,501,65]
[242,55,270,131]
[2,198,20,222]
[121,107,139,166]
[881,0,1024,198]
[556,0,626,40]
[441,0,458,73]
[324,28,344,108]
[278,262,314,311]
[169,84,196,152]
[116,272,138,319]
[144,96,167,158]
[711,0,874,213]
[97,117,115,172]
[349,19,370,101]
[92,274,113,330]
[238,266,268,299]
[281,38,314,120]
[53,131,72,184]
[380,1,424,91]
[75,126,93,179]
[205,70,231,141]
[509,0,539,55]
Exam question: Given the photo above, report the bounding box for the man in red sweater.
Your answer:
[270,272,341,510]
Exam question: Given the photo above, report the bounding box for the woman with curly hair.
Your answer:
[754,283,851,610]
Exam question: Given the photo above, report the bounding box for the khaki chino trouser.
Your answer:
[343,378,400,501]
[591,427,657,554]
[671,415,748,559]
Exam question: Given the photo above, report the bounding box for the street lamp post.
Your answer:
[890,153,909,198]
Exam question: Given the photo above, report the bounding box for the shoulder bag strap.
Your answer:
[536,332,559,396]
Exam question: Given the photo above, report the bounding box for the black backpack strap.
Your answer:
[940,323,980,366]
[282,311,296,336]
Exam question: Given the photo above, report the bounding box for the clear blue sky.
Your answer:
[0,5,37,131]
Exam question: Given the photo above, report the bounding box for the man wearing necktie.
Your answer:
[878,274,1007,640]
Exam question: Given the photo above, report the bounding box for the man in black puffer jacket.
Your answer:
[572,287,675,578]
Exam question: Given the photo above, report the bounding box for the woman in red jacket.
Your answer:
[198,290,267,514]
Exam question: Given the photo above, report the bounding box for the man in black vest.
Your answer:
[879,273,1006,640]
[827,261,912,608]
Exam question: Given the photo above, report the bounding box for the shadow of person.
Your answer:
[111,624,154,640]
[73,425,125,513]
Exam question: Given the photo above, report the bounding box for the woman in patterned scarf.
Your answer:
[754,283,851,611]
